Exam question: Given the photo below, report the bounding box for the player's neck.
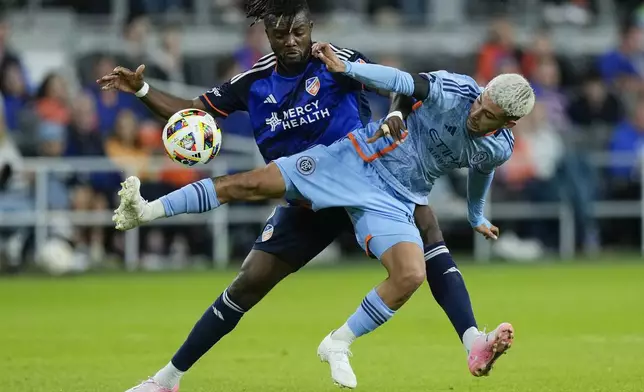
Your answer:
[276,55,311,77]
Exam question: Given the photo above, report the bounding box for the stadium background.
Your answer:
[1,2,644,391]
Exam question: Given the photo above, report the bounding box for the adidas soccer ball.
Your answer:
[162,108,222,166]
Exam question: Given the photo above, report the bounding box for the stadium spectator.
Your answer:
[568,68,624,147]
[521,31,576,89]
[0,14,24,89]
[35,73,71,126]
[37,122,72,210]
[105,109,151,180]
[233,23,268,70]
[608,95,644,199]
[531,57,570,132]
[155,25,188,84]
[475,17,523,85]
[597,21,644,94]
[88,55,147,133]
[1,61,30,132]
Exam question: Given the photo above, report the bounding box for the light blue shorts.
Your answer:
[273,136,422,260]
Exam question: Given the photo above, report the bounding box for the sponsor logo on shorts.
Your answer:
[470,151,489,165]
[296,156,315,175]
[261,224,274,242]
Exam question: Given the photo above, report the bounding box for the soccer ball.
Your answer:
[162,108,222,166]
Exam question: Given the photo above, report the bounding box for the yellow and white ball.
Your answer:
[162,109,222,166]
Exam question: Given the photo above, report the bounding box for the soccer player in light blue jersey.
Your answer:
[112,42,534,388]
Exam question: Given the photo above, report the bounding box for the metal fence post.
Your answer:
[34,170,48,254]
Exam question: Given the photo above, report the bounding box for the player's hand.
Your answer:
[96,64,146,94]
[312,42,346,73]
[367,113,407,144]
[474,224,499,240]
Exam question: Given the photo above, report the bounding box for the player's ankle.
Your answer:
[146,200,167,221]
[153,361,184,389]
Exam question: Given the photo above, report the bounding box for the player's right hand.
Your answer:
[367,113,407,144]
[312,42,346,73]
[96,64,146,94]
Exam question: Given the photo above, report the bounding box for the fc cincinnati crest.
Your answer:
[470,151,489,165]
[297,156,316,175]
[261,224,274,242]
[305,77,321,96]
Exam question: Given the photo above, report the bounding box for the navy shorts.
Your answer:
[252,205,353,270]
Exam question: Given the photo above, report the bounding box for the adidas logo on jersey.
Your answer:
[264,94,277,104]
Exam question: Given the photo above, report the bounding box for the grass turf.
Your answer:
[1,261,643,391]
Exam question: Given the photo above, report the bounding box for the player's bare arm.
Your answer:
[313,42,430,101]
[96,64,205,120]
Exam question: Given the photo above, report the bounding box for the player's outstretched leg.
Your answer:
[317,242,425,389]
[414,205,514,376]
[124,250,296,392]
[113,164,287,231]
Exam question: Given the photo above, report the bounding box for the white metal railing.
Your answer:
[1,151,642,268]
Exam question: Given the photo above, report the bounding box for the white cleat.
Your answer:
[125,379,179,392]
[113,176,151,231]
[317,331,357,389]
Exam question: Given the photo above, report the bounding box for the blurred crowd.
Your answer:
[3,0,644,272]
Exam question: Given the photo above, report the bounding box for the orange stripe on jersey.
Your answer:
[201,94,229,117]
[412,101,423,111]
[348,132,408,163]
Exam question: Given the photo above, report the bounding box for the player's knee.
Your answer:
[227,251,293,309]
[392,263,426,294]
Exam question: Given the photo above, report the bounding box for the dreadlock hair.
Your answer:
[245,0,310,28]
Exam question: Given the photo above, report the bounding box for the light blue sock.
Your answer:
[346,289,395,337]
[160,178,220,217]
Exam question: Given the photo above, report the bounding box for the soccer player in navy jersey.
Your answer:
[99,1,503,390]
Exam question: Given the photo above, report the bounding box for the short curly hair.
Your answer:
[486,73,535,119]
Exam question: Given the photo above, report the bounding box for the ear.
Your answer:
[504,120,518,129]
[309,20,314,30]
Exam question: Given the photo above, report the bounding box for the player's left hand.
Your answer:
[474,224,499,240]
[312,42,346,73]
[367,113,407,144]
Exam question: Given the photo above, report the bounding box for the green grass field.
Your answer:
[2,261,643,392]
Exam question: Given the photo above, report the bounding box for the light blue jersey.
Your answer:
[273,64,516,259]
[350,70,514,207]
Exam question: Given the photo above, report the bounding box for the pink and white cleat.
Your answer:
[467,322,514,377]
[125,379,179,392]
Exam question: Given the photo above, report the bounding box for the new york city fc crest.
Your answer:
[305,77,320,96]
[297,156,316,175]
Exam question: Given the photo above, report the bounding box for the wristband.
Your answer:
[386,110,403,120]
[135,82,149,98]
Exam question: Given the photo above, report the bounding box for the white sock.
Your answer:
[331,323,357,344]
[152,362,184,389]
[147,200,167,221]
[462,326,481,354]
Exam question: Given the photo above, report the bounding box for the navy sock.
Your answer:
[171,290,245,371]
[424,241,477,340]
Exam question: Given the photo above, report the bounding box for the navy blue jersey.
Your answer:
[198,45,372,162]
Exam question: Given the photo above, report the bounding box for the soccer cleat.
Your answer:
[317,331,357,389]
[113,176,150,231]
[468,322,514,377]
[125,379,179,392]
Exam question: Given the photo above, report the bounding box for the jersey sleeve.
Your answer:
[419,70,481,107]
[198,81,247,118]
[475,129,515,174]
[331,46,375,91]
